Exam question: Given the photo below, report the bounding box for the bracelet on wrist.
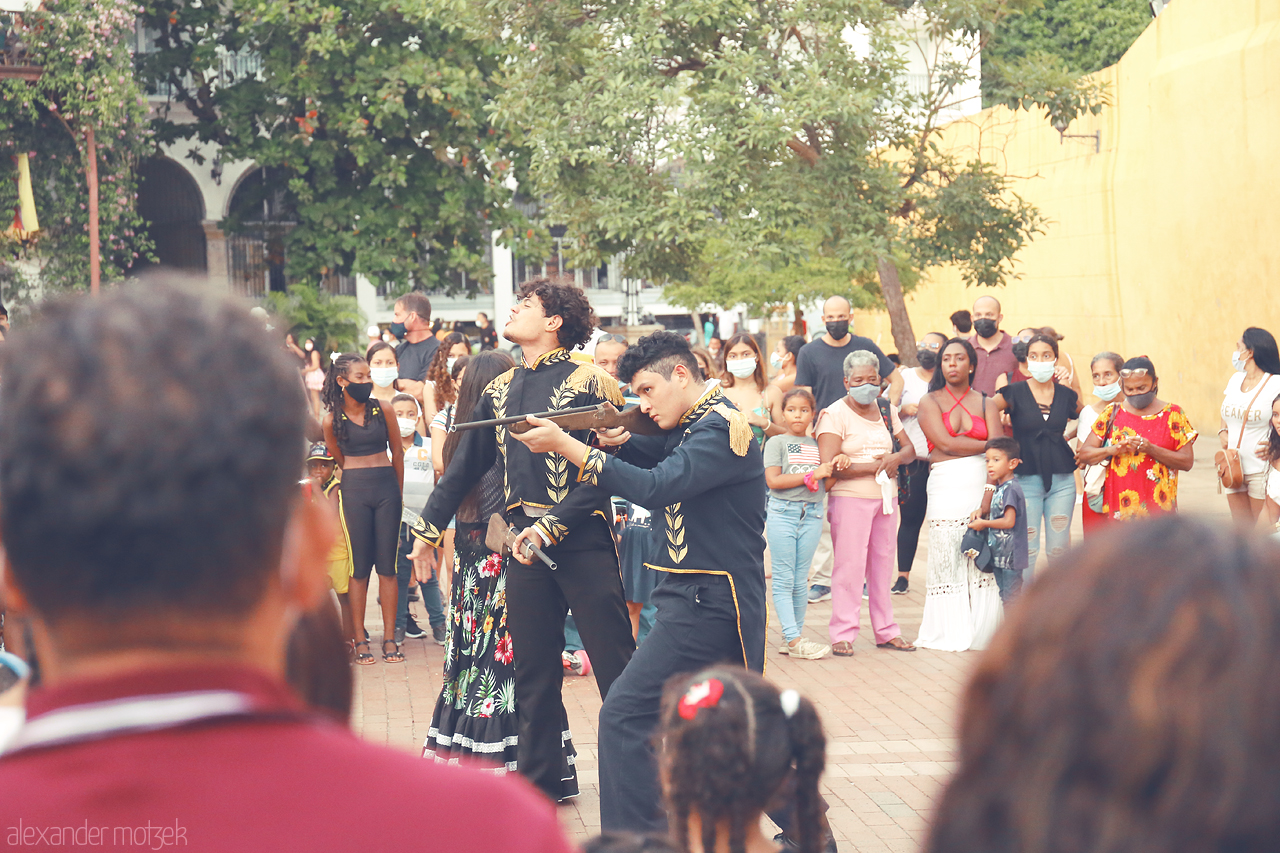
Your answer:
[983,483,997,492]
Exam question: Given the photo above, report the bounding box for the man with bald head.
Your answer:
[967,294,1018,395]
[795,296,900,411]
[794,294,901,603]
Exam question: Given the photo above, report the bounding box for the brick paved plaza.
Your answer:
[354,452,1234,851]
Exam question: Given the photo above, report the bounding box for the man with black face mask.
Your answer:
[794,295,900,603]
[967,294,1018,395]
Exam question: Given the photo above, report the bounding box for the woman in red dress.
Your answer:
[1078,356,1198,520]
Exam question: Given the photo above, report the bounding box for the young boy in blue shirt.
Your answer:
[969,437,1029,602]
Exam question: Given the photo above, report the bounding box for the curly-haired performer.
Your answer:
[408,278,635,802]
[658,669,826,853]
[513,331,773,832]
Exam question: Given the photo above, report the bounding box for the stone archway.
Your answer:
[135,157,207,272]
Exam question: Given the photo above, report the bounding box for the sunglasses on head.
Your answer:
[1119,367,1150,379]
[599,334,628,344]
[916,340,941,350]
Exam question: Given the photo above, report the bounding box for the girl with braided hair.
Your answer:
[322,352,405,665]
[658,669,827,853]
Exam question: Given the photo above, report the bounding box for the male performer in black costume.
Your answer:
[512,331,768,830]
[409,278,635,802]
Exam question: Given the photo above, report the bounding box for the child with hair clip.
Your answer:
[658,668,828,853]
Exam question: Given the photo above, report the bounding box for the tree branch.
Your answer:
[786,137,819,166]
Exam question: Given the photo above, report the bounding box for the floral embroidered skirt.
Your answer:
[423,523,578,796]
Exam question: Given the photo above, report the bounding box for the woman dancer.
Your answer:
[424,350,579,797]
[915,338,1004,652]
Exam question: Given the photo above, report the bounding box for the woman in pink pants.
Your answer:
[815,350,917,656]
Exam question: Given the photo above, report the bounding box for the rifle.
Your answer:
[453,402,665,436]
[485,513,557,570]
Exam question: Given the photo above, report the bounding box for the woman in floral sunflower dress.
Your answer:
[1078,356,1198,520]
[422,350,579,795]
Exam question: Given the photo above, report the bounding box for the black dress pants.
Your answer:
[598,574,744,832]
[505,543,635,801]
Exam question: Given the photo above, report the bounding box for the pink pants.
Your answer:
[828,495,901,645]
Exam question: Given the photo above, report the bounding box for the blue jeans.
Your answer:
[993,563,1023,603]
[396,523,444,635]
[1016,472,1076,578]
[766,496,824,642]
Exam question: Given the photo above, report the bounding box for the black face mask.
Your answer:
[344,381,374,403]
[825,320,850,340]
[1011,341,1029,362]
[972,318,998,339]
[1126,387,1157,410]
[916,349,938,370]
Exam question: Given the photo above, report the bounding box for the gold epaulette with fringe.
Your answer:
[564,363,625,406]
[711,403,753,457]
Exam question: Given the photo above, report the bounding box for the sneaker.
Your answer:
[788,638,832,660]
[561,650,591,677]
[403,616,427,639]
[807,585,831,603]
[778,641,791,655]
[431,623,447,645]
[891,576,909,595]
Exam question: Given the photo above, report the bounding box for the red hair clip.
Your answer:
[677,678,725,720]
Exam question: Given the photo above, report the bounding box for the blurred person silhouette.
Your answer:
[0,286,574,852]
[927,517,1280,853]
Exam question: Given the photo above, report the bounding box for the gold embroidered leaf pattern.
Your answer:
[579,447,605,485]
[535,515,570,545]
[544,374,578,503]
[665,502,687,563]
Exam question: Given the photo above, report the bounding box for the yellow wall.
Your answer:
[849,0,1280,431]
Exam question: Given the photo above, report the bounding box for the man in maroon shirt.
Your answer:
[0,287,574,853]
[967,294,1018,395]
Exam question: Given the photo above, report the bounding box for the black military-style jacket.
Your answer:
[409,348,624,550]
[578,384,767,671]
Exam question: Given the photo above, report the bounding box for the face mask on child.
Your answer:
[397,417,418,438]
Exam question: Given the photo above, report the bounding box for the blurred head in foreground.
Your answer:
[0,286,333,685]
[927,517,1280,853]
[658,668,826,853]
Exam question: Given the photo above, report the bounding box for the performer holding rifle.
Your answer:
[512,331,768,832]
[409,278,636,802]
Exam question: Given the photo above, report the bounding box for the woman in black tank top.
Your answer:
[322,353,405,664]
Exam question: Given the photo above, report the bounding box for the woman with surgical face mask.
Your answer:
[1218,327,1280,525]
[1075,352,1124,535]
[993,328,1040,391]
[993,334,1084,577]
[814,350,917,655]
[366,341,403,408]
[890,331,948,595]
[719,332,784,446]
[1078,356,1198,521]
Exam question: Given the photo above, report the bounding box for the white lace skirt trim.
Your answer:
[915,456,1003,652]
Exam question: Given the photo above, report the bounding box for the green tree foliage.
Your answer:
[136,0,527,295]
[262,283,364,353]
[0,0,154,293]
[488,0,1099,361]
[982,0,1152,105]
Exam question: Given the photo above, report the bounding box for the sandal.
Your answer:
[832,641,855,657]
[382,640,405,664]
[876,637,916,652]
[353,641,376,666]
